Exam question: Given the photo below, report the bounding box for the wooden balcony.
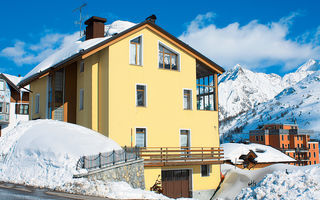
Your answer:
[138,147,224,167]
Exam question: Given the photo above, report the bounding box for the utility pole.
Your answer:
[73,3,87,37]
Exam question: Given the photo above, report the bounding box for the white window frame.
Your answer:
[183,89,193,110]
[180,129,191,148]
[157,41,181,71]
[201,164,211,177]
[129,35,143,66]
[0,80,5,91]
[135,83,147,107]
[79,89,84,111]
[35,94,40,114]
[135,127,147,148]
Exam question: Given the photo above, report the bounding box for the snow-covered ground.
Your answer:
[215,164,320,200]
[0,120,171,199]
[222,143,295,164]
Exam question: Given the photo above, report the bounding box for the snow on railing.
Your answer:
[76,146,140,170]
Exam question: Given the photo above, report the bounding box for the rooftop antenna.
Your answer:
[73,3,87,37]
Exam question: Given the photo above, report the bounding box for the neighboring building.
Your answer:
[222,143,296,170]
[0,73,29,136]
[18,16,225,199]
[249,124,319,166]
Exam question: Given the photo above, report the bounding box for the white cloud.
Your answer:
[179,12,320,71]
[1,32,79,66]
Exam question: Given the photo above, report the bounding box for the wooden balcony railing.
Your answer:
[138,147,224,167]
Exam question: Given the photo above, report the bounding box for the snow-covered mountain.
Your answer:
[218,65,283,121]
[219,59,320,135]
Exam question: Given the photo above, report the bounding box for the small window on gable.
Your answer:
[80,61,84,72]
[130,36,142,65]
[35,94,40,114]
[79,89,84,110]
[0,80,5,91]
[159,44,178,70]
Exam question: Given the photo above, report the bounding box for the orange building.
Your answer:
[249,124,319,166]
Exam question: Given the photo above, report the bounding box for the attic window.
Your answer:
[159,44,178,70]
[130,36,142,65]
[80,61,84,73]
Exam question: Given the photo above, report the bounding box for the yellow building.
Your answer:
[19,16,225,199]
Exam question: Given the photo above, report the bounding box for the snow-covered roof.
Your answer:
[0,73,29,91]
[20,20,136,85]
[19,19,225,87]
[222,143,295,164]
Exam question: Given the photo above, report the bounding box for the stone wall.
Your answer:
[76,159,145,189]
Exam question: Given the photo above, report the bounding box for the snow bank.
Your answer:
[215,164,310,199]
[222,143,295,164]
[0,120,169,199]
[237,164,320,200]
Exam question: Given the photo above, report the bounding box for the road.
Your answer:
[0,182,110,200]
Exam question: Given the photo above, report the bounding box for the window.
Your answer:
[282,144,284,148]
[288,144,290,148]
[180,129,190,157]
[197,75,216,111]
[281,135,284,140]
[256,136,259,141]
[287,135,289,140]
[136,128,146,147]
[314,144,316,149]
[180,130,190,148]
[314,152,316,158]
[130,36,142,65]
[6,103,9,114]
[35,94,40,114]
[16,104,29,115]
[260,135,264,141]
[80,61,84,72]
[309,144,311,149]
[0,102,3,113]
[309,152,311,157]
[79,89,84,110]
[0,80,5,91]
[183,89,192,110]
[158,44,178,70]
[136,85,146,107]
[314,161,316,164]
[201,165,210,177]
[297,144,300,148]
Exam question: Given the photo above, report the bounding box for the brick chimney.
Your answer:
[84,16,107,40]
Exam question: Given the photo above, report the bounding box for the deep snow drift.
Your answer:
[0,120,169,199]
[215,164,320,200]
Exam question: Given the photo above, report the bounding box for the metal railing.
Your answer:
[139,147,224,167]
[76,146,140,170]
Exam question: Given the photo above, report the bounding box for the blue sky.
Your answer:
[0,0,320,77]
